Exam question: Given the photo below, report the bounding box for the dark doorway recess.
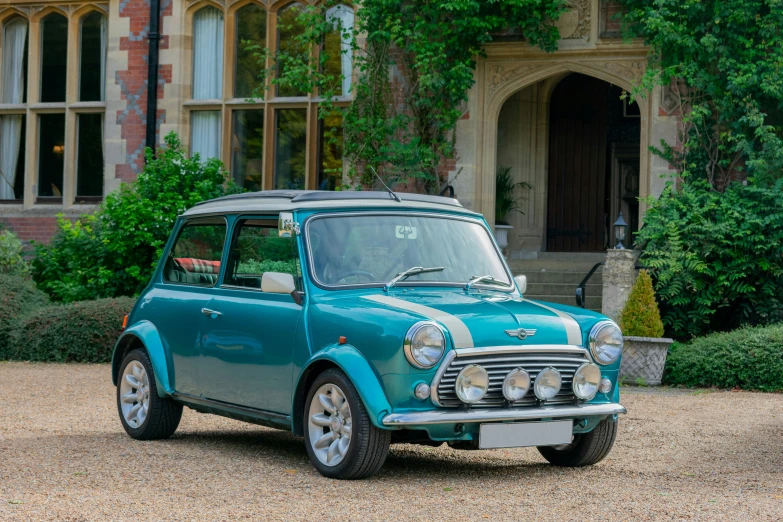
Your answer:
[546,73,640,252]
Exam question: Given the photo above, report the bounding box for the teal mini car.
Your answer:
[113,190,626,479]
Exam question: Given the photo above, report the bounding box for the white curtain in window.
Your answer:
[192,8,224,100]
[191,111,221,160]
[100,15,107,102]
[0,19,27,199]
[326,5,354,97]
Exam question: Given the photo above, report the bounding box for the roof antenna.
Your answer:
[369,165,401,203]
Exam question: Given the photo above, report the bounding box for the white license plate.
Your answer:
[479,420,573,449]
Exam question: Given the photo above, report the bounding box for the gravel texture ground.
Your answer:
[1,362,781,521]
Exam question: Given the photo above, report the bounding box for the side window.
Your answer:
[226,218,300,290]
[163,219,227,287]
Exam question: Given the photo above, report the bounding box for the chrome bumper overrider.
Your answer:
[382,403,626,426]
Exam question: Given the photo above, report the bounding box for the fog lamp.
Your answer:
[534,367,562,401]
[572,363,601,400]
[502,368,530,402]
[414,382,430,400]
[455,365,489,403]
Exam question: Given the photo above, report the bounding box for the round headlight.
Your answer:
[404,322,446,369]
[572,363,601,400]
[589,321,624,365]
[534,367,562,401]
[502,368,530,402]
[455,364,489,403]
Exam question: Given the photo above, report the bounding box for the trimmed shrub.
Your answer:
[7,297,135,363]
[0,275,50,358]
[619,270,664,338]
[664,324,783,391]
[0,230,30,277]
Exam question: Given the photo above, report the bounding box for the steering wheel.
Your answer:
[334,269,377,284]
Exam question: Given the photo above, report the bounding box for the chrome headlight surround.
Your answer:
[589,321,624,365]
[404,321,446,369]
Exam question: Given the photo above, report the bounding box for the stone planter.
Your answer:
[620,336,674,386]
[494,223,513,250]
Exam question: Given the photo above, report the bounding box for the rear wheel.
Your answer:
[117,349,183,440]
[303,368,391,479]
[537,418,618,467]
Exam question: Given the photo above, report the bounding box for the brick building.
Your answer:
[0,0,677,261]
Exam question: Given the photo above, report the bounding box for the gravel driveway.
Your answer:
[1,362,781,521]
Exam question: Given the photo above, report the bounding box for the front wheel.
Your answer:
[117,349,183,440]
[303,368,391,479]
[537,418,618,467]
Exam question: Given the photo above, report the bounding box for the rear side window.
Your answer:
[163,218,227,287]
[225,218,301,290]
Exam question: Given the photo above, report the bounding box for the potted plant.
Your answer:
[494,166,531,251]
[618,270,674,386]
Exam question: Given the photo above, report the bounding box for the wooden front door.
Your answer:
[546,74,609,252]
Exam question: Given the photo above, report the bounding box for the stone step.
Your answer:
[525,294,602,312]
[517,271,604,285]
[525,282,602,296]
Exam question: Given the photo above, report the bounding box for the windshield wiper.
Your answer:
[464,274,507,292]
[384,266,445,292]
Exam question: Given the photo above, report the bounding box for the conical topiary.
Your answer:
[619,270,665,338]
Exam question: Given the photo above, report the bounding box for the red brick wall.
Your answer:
[0,217,59,243]
[601,1,625,37]
[115,0,173,181]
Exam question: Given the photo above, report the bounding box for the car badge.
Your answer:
[505,328,537,340]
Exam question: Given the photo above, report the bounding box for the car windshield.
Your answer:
[306,214,511,288]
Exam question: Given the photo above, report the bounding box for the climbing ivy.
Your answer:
[617,0,783,188]
[252,0,566,191]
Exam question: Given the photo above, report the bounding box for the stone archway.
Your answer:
[467,56,654,240]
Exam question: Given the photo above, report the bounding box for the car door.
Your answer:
[199,216,303,414]
[151,216,228,397]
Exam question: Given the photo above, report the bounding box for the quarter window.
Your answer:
[226,219,300,290]
[164,220,227,287]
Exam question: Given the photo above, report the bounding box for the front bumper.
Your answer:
[382,402,626,426]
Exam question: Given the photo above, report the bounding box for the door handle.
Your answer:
[201,308,222,318]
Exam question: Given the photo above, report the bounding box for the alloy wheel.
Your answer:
[307,383,352,466]
[119,360,150,428]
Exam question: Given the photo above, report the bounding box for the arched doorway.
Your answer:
[493,71,641,257]
[546,74,640,252]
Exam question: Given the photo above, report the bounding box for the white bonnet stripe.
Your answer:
[523,299,582,345]
[362,295,475,348]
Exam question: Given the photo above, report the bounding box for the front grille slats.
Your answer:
[435,350,589,408]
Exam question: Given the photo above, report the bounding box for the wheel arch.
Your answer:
[112,320,174,398]
[292,344,393,436]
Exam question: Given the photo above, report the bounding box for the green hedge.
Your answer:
[7,297,135,363]
[0,275,50,358]
[664,324,783,391]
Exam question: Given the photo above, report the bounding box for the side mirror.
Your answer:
[261,272,296,294]
[514,275,527,294]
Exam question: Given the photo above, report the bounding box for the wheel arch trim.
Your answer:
[112,320,173,398]
[293,344,393,434]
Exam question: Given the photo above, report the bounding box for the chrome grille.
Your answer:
[435,350,590,408]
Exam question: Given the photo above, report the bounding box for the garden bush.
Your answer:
[0,229,30,277]
[664,324,783,392]
[0,275,50,359]
[6,297,135,363]
[619,270,664,338]
[637,179,783,338]
[32,132,240,302]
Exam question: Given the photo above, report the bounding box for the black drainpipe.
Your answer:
[145,0,161,153]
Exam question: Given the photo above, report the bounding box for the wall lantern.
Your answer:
[614,212,628,250]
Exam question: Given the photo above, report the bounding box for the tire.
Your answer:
[303,368,391,479]
[117,348,183,440]
[537,418,618,467]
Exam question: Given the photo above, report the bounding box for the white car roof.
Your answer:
[182,190,480,217]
